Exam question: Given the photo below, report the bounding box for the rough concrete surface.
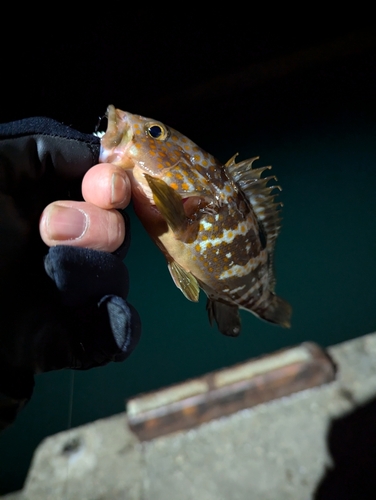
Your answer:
[3,332,376,499]
[2,414,143,500]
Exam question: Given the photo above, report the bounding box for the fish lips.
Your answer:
[99,106,134,168]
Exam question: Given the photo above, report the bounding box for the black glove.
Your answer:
[0,117,141,430]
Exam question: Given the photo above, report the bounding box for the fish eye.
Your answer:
[146,123,168,141]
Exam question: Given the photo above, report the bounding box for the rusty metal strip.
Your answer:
[126,342,336,441]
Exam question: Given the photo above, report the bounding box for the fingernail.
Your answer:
[111,173,127,205]
[46,205,88,241]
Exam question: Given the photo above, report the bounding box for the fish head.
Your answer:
[100,105,198,186]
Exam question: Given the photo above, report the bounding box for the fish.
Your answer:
[99,105,291,336]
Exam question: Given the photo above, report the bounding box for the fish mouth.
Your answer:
[99,105,134,168]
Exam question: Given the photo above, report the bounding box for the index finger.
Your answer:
[82,163,131,210]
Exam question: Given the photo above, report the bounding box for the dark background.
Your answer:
[1,14,376,494]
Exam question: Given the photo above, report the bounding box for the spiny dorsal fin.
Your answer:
[168,261,200,302]
[225,155,283,249]
[226,156,262,180]
[224,153,239,168]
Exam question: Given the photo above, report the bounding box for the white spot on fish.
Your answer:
[195,220,249,253]
[229,284,247,294]
[238,282,262,304]
[219,251,266,280]
[201,220,213,230]
[238,270,269,307]
[226,252,232,258]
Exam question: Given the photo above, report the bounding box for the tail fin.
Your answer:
[252,294,292,328]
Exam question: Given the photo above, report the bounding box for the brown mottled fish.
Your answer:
[99,105,291,336]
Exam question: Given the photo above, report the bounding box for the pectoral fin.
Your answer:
[206,299,241,337]
[145,174,200,243]
[168,261,200,302]
[145,174,186,233]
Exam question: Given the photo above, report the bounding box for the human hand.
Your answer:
[0,116,140,429]
[39,163,131,253]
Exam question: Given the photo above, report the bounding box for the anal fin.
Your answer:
[207,299,241,337]
[168,261,200,302]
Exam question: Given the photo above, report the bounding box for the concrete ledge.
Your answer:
[4,332,376,499]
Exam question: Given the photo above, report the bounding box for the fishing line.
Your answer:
[67,370,75,431]
[62,370,75,500]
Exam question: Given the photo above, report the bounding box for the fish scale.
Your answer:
[100,105,292,336]
[164,165,211,195]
